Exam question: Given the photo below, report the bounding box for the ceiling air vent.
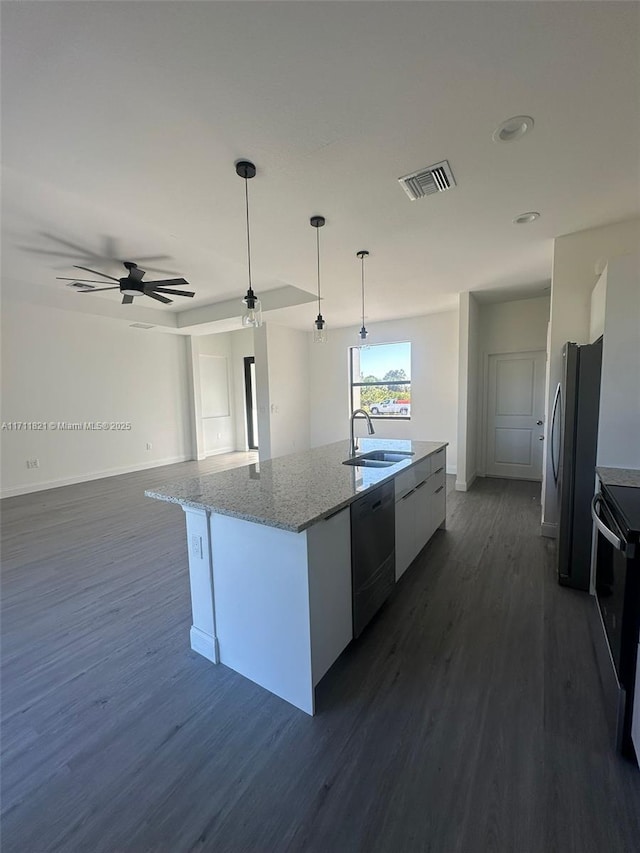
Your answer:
[130,323,155,330]
[398,160,456,201]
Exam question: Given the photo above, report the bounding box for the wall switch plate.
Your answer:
[146,442,152,451]
[191,534,203,560]
[26,458,40,469]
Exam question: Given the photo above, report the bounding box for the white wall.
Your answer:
[0,299,191,497]
[476,295,550,475]
[268,324,311,459]
[308,312,458,473]
[597,252,640,469]
[456,293,479,488]
[259,323,310,461]
[541,217,640,535]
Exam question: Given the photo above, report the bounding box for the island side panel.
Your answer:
[210,514,315,715]
[307,507,353,687]
[183,507,219,663]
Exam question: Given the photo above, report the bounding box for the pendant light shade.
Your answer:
[236,160,262,328]
[357,250,369,340]
[310,215,327,343]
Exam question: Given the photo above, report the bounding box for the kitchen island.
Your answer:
[146,438,447,714]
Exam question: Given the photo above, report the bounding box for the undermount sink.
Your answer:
[342,450,414,468]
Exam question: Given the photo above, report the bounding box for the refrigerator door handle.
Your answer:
[551,382,562,485]
[591,494,629,553]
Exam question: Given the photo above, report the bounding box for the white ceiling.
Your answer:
[2,1,639,333]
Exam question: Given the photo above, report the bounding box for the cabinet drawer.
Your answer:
[430,447,446,476]
[413,457,431,485]
[431,480,446,529]
[395,457,432,501]
[428,465,446,494]
[395,468,415,501]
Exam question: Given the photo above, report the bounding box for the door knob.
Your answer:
[537,420,544,425]
[539,435,544,441]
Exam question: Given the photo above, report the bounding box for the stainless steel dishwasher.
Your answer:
[351,481,396,638]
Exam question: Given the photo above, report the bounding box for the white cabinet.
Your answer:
[395,448,446,581]
[597,252,640,469]
[395,487,416,580]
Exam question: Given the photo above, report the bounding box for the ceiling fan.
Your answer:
[57,261,195,305]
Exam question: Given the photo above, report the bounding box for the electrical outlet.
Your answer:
[217,433,222,440]
[146,442,152,451]
[26,458,40,469]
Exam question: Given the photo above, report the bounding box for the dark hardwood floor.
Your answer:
[2,461,639,852]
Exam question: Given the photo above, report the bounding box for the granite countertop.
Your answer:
[597,466,640,488]
[146,438,448,533]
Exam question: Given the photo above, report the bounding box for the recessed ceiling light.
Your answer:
[513,212,540,225]
[493,115,534,143]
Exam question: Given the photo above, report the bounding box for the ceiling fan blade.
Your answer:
[122,294,134,305]
[80,286,121,293]
[138,265,182,276]
[146,291,172,305]
[144,278,189,287]
[151,287,195,297]
[57,277,113,283]
[74,265,120,282]
[128,255,172,263]
[19,247,92,259]
[40,233,101,256]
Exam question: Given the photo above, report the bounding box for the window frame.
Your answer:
[349,343,412,421]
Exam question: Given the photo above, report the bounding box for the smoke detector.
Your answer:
[398,160,456,201]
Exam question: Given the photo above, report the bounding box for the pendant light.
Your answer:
[310,215,327,343]
[357,250,370,340]
[235,160,262,328]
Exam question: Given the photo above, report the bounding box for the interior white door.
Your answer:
[486,350,546,481]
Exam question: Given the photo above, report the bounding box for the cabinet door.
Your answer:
[395,490,415,581]
[413,478,432,555]
[307,508,352,686]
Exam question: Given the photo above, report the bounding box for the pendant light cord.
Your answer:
[244,177,252,292]
[316,226,321,314]
[361,254,365,328]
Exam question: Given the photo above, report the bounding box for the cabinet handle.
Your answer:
[434,466,444,475]
[401,488,415,501]
[372,500,382,511]
[435,485,444,494]
[416,480,427,490]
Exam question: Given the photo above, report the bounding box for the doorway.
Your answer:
[244,356,258,451]
[485,350,546,481]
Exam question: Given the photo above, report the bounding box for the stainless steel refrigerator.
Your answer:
[552,339,603,589]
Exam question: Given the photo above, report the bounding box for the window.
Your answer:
[350,342,411,419]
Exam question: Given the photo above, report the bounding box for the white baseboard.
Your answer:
[455,472,477,492]
[0,454,191,499]
[190,626,219,663]
[446,465,457,475]
[541,521,558,539]
[204,446,235,458]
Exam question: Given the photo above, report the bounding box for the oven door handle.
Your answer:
[591,494,626,552]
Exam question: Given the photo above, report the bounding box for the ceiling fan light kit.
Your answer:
[236,160,263,328]
[310,215,327,344]
[357,250,370,341]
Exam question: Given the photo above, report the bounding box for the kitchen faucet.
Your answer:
[350,409,375,456]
